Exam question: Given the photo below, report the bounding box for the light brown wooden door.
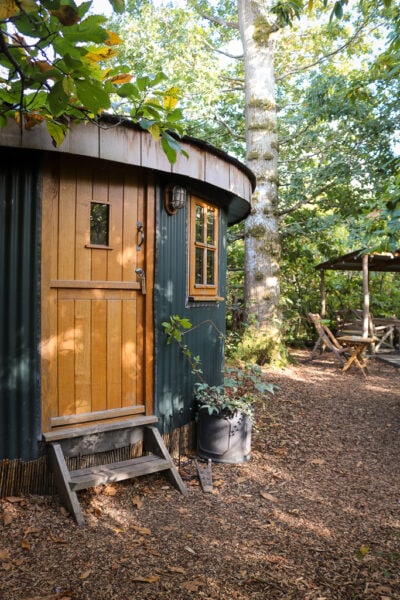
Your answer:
[40,157,154,432]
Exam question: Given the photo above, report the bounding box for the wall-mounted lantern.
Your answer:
[165,185,188,215]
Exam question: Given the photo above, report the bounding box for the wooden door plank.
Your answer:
[91,169,109,280]
[107,300,122,409]
[108,168,123,281]
[122,299,137,407]
[75,299,92,415]
[91,299,107,413]
[75,173,92,280]
[122,170,139,282]
[57,299,76,417]
[58,159,76,280]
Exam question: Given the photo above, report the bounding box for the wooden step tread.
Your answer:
[69,455,171,491]
[43,415,158,443]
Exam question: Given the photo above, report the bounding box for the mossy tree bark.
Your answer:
[238,0,283,364]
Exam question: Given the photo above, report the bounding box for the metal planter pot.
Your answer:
[197,409,252,464]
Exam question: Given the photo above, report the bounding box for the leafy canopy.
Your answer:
[0,0,187,162]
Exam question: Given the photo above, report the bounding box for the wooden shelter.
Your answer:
[0,117,254,509]
[315,250,400,337]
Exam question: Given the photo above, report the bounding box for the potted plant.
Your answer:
[162,316,275,464]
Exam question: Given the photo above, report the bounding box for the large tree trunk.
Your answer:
[238,0,283,364]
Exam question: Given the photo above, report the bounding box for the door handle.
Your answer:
[137,221,145,251]
[135,268,146,295]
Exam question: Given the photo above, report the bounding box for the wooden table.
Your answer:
[338,336,377,377]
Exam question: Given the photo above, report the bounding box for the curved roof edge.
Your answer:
[100,114,257,190]
[0,116,254,225]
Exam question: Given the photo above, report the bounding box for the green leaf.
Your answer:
[46,120,67,147]
[116,83,140,98]
[63,16,109,44]
[76,1,92,18]
[333,1,343,20]
[148,123,161,140]
[53,37,83,61]
[136,72,167,92]
[108,0,125,14]
[24,90,48,110]
[48,80,69,116]
[62,76,75,96]
[166,108,184,123]
[75,79,111,113]
[161,137,177,165]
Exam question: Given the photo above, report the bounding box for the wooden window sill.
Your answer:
[85,244,114,250]
[189,296,224,302]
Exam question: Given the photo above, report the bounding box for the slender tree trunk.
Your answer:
[238,0,283,363]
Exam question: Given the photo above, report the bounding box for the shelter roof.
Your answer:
[315,250,400,272]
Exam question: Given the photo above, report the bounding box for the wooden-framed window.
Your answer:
[90,202,110,246]
[85,201,113,250]
[189,196,221,301]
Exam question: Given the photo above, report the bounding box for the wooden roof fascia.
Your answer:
[315,249,400,273]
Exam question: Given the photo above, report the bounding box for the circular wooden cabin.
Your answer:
[0,117,254,497]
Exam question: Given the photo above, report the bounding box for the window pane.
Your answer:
[207,250,215,284]
[195,205,204,242]
[207,208,215,244]
[90,202,109,246]
[195,247,203,284]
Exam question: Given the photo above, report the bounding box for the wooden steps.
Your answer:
[44,417,187,525]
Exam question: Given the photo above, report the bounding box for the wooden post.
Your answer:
[320,270,326,318]
[362,254,370,337]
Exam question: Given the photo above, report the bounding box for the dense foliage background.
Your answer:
[2,0,399,351]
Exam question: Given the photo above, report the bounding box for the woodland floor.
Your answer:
[1,349,400,600]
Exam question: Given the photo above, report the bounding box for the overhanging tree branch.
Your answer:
[277,22,368,82]
[278,182,337,216]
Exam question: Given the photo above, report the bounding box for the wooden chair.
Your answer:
[307,313,348,364]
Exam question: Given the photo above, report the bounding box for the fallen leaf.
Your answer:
[132,495,143,509]
[50,535,67,544]
[213,479,225,487]
[0,549,10,560]
[80,570,92,579]
[111,527,124,535]
[24,526,40,536]
[237,477,247,484]
[3,510,14,526]
[168,566,186,574]
[356,545,370,558]
[184,546,196,555]
[311,458,325,465]
[356,461,363,468]
[132,575,159,583]
[182,579,204,592]
[147,549,162,557]
[260,492,278,502]
[274,447,287,455]
[131,525,151,535]
[21,538,31,550]
[103,485,118,496]
[374,586,392,594]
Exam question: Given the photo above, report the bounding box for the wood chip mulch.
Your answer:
[1,350,399,600]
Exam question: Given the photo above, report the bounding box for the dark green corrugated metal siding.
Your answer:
[154,185,227,434]
[0,149,42,460]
